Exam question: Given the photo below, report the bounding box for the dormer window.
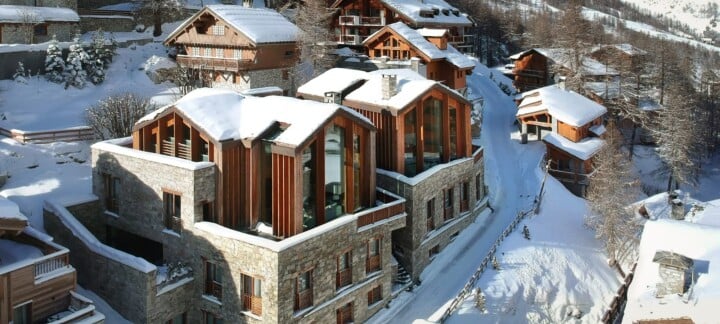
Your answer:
[452,9,459,16]
[432,8,439,15]
[441,9,449,16]
[419,10,433,18]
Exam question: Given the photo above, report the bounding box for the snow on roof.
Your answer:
[444,43,475,69]
[296,68,370,98]
[517,85,607,127]
[383,22,446,60]
[144,88,371,146]
[0,196,26,222]
[169,5,298,44]
[625,219,720,323]
[543,133,604,160]
[0,239,43,269]
[589,124,606,136]
[380,0,471,26]
[584,81,620,100]
[417,27,448,37]
[688,199,720,227]
[0,5,79,23]
[93,137,215,171]
[345,69,439,111]
[510,48,618,76]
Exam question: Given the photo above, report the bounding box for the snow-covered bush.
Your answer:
[64,35,89,89]
[45,35,65,83]
[13,61,28,84]
[86,30,108,85]
[85,93,158,140]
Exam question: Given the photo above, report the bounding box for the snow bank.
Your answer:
[0,196,26,221]
[44,199,155,273]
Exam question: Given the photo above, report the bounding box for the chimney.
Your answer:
[324,91,342,104]
[410,57,421,73]
[671,199,685,220]
[382,74,398,100]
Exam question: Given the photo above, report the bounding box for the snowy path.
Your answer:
[368,65,539,323]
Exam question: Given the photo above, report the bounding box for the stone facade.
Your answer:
[377,154,487,280]
[657,265,690,296]
[0,21,78,44]
[79,16,135,33]
[79,142,406,323]
[2,0,77,10]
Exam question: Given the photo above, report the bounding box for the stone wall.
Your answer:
[2,0,76,10]
[0,22,78,44]
[378,156,486,280]
[657,266,687,296]
[80,16,135,33]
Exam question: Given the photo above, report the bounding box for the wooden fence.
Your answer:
[601,263,637,324]
[0,126,95,144]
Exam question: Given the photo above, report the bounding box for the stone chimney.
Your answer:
[410,57,421,74]
[653,251,693,297]
[671,199,685,220]
[324,91,342,104]
[382,74,398,100]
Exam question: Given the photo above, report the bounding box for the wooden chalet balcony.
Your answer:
[177,141,191,160]
[448,36,464,44]
[339,15,385,26]
[513,68,546,78]
[295,289,313,310]
[356,190,405,228]
[161,139,175,156]
[0,217,27,236]
[366,255,381,273]
[336,268,352,289]
[548,168,593,185]
[176,54,254,72]
[335,34,365,46]
[242,293,262,316]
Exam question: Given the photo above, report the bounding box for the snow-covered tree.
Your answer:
[474,287,486,313]
[586,121,641,270]
[13,61,28,84]
[85,93,158,140]
[45,35,65,83]
[86,30,108,84]
[17,9,40,44]
[135,0,186,37]
[64,35,90,89]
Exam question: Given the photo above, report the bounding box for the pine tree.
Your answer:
[136,0,185,37]
[86,29,107,84]
[522,225,531,240]
[13,61,28,84]
[474,287,486,313]
[64,35,89,89]
[45,35,65,83]
[491,256,499,270]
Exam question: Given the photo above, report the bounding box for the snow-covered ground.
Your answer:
[621,0,720,35]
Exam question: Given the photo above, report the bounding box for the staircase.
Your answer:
[395,263,412,285]
[391,255,413,296]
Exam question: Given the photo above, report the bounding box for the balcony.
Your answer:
[295,289,313,311]
[34,251,70,278]
[45,291,104,323]
[356,190,405,228]
[242,294,262,316]
[176,54,254,72]
[339,15,385,26]
[336,268,352,289]
[336,34,362,46]
[548,168,593,185]
[513,68,546,79]
[366,254,381,273]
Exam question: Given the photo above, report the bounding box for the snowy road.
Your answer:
[368,65,540,323]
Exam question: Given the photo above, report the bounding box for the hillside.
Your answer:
[622,0,720,36]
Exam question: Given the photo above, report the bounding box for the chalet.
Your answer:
[297,68,489,280]
[329,0,474,52]
[0,197,104,323]
[515,85,606,196]
[0,5,79,44]
[60,88,406,323]
[589,44,648,72]
[508,48,619,95]
[624,219,720,323]
[362,22,475,94]
[164,5,299,95]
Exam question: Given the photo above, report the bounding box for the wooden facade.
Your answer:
[132,105,377,238]
[511,50,551,93]
[363,26,471,91]
[164,7,298,87]
[0,233,77,324]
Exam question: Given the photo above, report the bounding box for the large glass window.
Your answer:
[449,107,457,160]
[295,269,314,310]
[353,132,362,212]
[302,142,317,229]
[204,260,222,300]
[259,141,272,225]
[325,125,346,222]
[423,98,443,171]
[404,109,417,176]
[163,192,181,233]
[242,274,262,316]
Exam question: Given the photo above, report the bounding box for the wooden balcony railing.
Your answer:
[295,289,313,311]
[339,15,384,26]
[177,141,191,160]
[161,139,175,156]
[357,191,405,228]
[548,168,592,185]
[443,205,454,221]
[34,251,69,278]
[242,294,262,316]
[366,255,381,273]
[205,280,222,300]
[336,268,352,289]
[513,68,546,78]
[176,55,254,72]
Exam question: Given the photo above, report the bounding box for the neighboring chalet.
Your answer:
[516,85,607,196]
[329,0,475,52]
[624,219,720,324]
[589,44,648,72]
[164,5,299,95]
[508,48,619,97]
[362,22,475,94]
[0,197,104,324]
[297,68,489,280]
[55,88,406,323]
[0,5,79,44]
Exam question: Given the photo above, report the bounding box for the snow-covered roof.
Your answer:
[0,239,43,269]
[633,192,720,227]
[543,133,604,160]
[509,48,618,76]
[297,68,369,98]
[417,28,448,37]
[168,5,298,45]
[0,5,79,23]
[589,124,606,136]
[517,85,607,127]
[0,196,26,222]
[444,43,475,69]
[380,0,472,26]
[139,88,371,146]
[584,81,620,100]
[624,219,720,323]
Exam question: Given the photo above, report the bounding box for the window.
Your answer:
[212,24,224,36]
[366,237,381,273]
[475,174,483,201]
[444,188,454,221]
[461,182,469,212]
[202,201,216,223]
[215,48,224,58]
[449,107,458,160]
[103,173,120,213]
[336,302,353,324]
[324,124,346,222]
[202,310,223,324]
[295,269,314,311]
[233,49,243,59]
[337,250,352,289]
[34,24,47,36]
[192,47,200,56]
[163,192,182,233]
[204,260,222,300]
[242,274,262,316]
[302,142,317,229]
[429,244,440,259]
[423,98,443,171]
[367,285,382,306]
[13,302,31,324]
[426,198,435,233]
[204,47,212,57]
[166,312,187,324]
[404,109,417,176]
